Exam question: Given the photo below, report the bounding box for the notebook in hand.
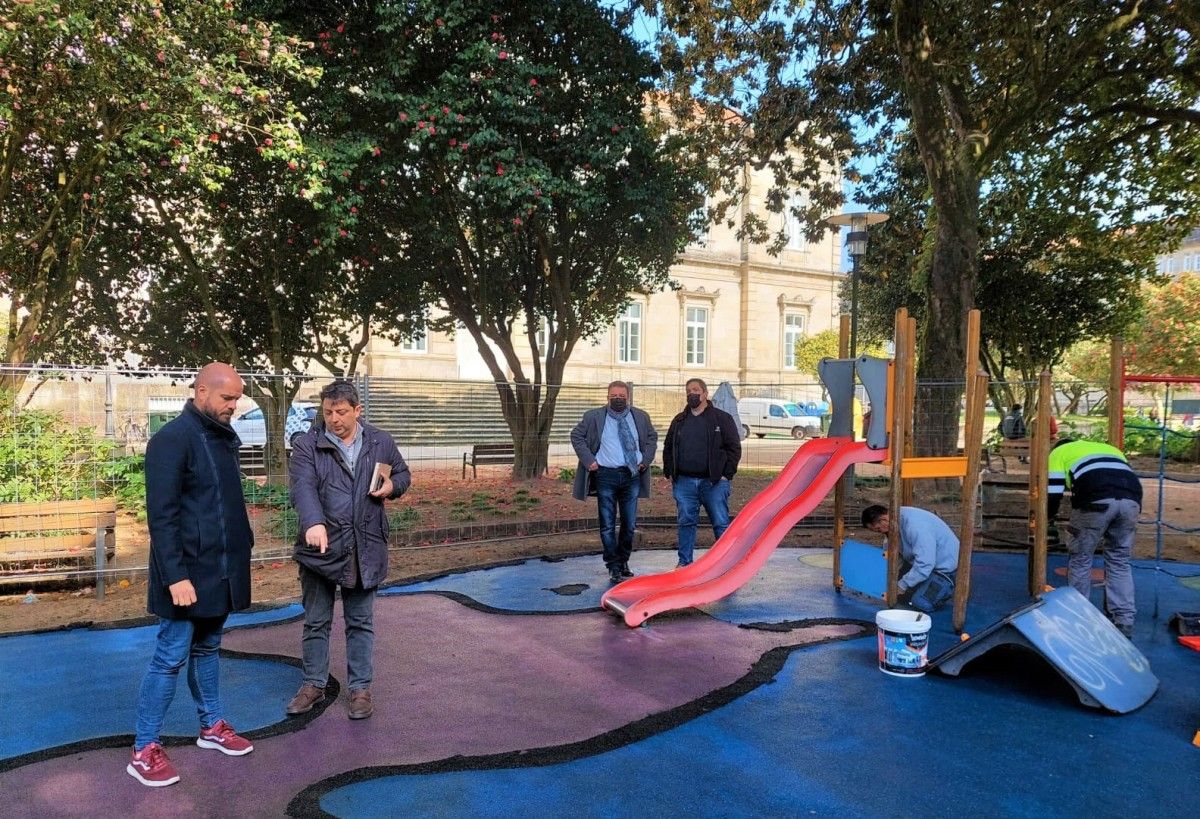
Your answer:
[370,462,392,493]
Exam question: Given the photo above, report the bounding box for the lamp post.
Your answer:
[825,211,889,357]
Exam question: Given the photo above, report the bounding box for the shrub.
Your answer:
[0,391,118,504]
[243,480,291,508]
[104,454,148,521]
[389,506,420,530]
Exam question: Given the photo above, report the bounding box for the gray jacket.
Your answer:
[569,406,658,500]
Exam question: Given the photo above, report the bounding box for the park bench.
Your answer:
[0,497,117,571]
[984,438,1030,474]
[462,442,515,478]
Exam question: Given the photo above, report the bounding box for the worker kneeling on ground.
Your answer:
[862,505,960,613]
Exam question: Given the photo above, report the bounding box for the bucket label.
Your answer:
[878,629,928,675]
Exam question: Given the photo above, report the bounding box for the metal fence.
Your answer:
[9,365,1196,594]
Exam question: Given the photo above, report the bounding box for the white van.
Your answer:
[737,398,823,439]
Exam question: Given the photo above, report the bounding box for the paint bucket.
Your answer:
[875,609,930,677]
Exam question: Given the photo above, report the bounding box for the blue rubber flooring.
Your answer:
[0,605,302,760]
[3,550,1198,817]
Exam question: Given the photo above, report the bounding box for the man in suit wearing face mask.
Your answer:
[570,381,658,584]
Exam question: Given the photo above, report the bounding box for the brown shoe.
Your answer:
[286,683,326,716]
[348,688,373,720]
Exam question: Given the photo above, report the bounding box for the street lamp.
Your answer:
[825,211,889,357]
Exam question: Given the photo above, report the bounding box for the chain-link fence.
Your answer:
[5,365,1194,593]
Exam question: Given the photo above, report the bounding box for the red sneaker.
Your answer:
[127,742,180,787]
[196,719,254,756]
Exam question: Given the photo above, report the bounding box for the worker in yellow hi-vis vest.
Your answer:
[1048,439,1143,639]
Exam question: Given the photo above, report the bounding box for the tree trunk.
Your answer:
[894,0,982,466]
[914,199,979,459]
[500,380,560,480]
[249,382,297,485]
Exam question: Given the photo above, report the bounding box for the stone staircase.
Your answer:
[361,380,604,446]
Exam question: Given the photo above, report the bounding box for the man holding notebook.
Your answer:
[286,380,411,720]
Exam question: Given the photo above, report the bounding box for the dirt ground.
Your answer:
[2,461,1196,634]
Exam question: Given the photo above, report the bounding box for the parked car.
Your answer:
[737,397,823,439]
[231,402,317,448]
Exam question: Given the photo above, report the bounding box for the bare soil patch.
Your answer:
[2,463,1196,634]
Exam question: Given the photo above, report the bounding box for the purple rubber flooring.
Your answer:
[2,594,861,816]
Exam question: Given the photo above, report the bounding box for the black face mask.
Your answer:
[686,394,702,409]
[609,398,627,413]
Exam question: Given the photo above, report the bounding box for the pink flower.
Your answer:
[449,138,457,147]
[156,51,165,62]
[456,114,464,122]
[498,51,508,60]
[442,105,450,114]
[288,161,298,170]
[435,18,444,27]
[496,164,504,175]
[372,146,381,156]
[264,137,273,146]
[399,112,408,121]
[417,120,426,129]
[350,206,358,214]
[428,126,436,135]
[209,133,220,142]
[529,78,537,86]
[513,217,522,226]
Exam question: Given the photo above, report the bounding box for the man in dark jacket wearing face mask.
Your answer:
[570,381,658,584]
[663,378,742,568]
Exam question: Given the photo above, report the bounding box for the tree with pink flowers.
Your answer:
[0,0,313,387]
[299,0,711,477]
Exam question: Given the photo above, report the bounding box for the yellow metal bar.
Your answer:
[899,456,968,479]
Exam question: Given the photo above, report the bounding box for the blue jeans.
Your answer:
[673,476,732,565]
[134,615,227,750]
[595,466,640,568]
[901,571,956,613]
[300,565,377,691]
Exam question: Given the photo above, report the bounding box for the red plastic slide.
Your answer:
[601,437,886,627]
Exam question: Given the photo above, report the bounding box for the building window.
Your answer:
[689,195,710,246]
[685,305,708,366]
[400,327,427,353]
[783,313,805,369]
[786,192,806,250]
[617,303,642,364]
[534,318,560,355]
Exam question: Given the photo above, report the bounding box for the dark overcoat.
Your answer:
[145,400,254,619]
[289,421,411,589]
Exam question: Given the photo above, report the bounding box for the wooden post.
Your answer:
[1108,336,1124,448]
[901,316,918,506]
[1028,371,1052,597]
[832,315,851,591]
[886,309,909,607]
[953,370,988,632]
